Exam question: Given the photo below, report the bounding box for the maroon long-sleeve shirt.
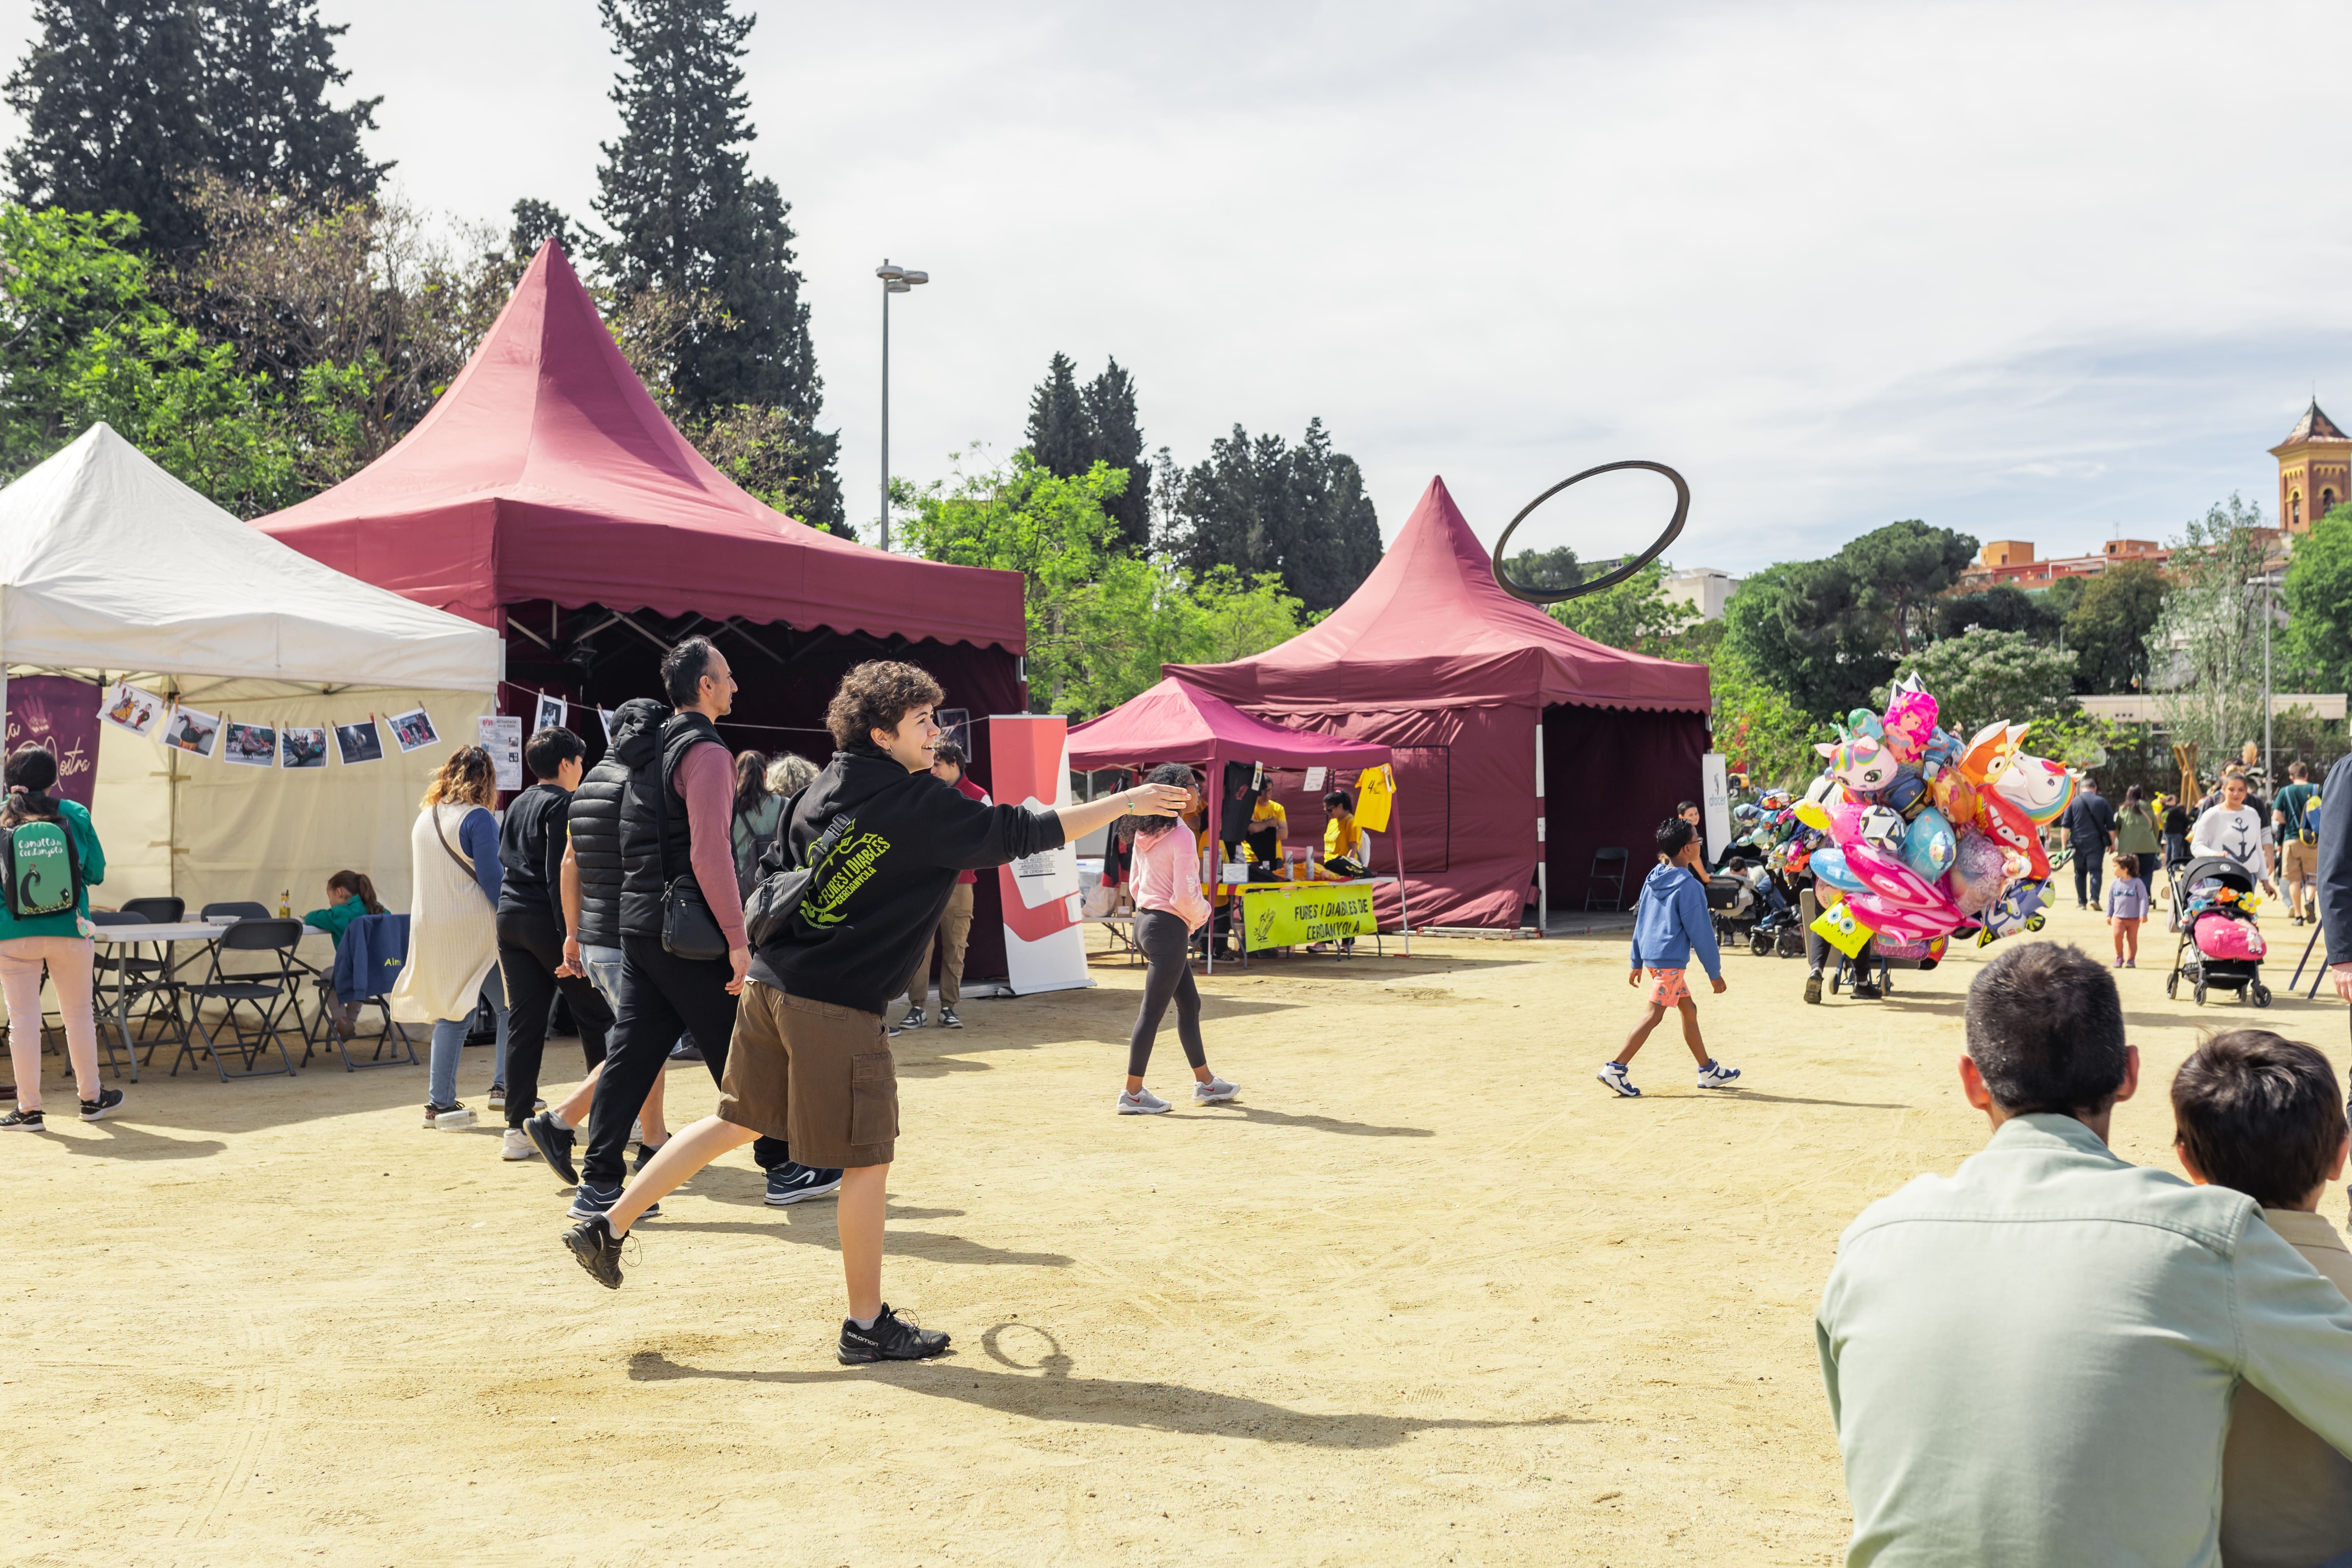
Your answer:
[673,740,748,949]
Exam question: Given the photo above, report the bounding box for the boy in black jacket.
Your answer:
[564,661,1190,1363]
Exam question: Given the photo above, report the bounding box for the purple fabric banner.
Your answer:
[6,675,102,806]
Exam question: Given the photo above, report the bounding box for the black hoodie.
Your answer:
[750,744,1065,1015]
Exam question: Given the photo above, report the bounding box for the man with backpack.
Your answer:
[2274,759,2320,926]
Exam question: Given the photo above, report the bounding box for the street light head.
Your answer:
[902,270,929,286]
[886,281,911,293]
[876,262,906,282]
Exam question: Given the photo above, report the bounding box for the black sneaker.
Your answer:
[567,1182,661,1221]
[1852,980,1883,1000]
[897,1006,926,1030]
[564,1214,625,1289]
[837,1304,950,1364]
[525,1110,578,1184]
[79,1087,123,1122]
[937,1005,963,1029]
[633,1140,665,1175]
[0,1106,42,1130]
[766,1163,845,1205]
[1803,972,1822,1005]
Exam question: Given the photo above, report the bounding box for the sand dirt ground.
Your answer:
[8,898,2344,1565]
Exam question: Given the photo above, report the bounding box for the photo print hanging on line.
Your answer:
[163,705,220,759]
[281,726,329,769]
[598,708,615,743]
[334,717,385,766]
[99,681,166,741]
[387,707,439,753]
[534,692,567,734]
[221,720,277,768]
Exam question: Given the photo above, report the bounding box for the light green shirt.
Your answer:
[1817,1113,2352,1568]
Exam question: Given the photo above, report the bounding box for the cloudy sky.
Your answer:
[2,0,2341,572]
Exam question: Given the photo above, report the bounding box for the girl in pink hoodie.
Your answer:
[1117,764,1239,1114]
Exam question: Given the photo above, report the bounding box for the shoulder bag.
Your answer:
[745,790,856,948]
[655,746,731,962]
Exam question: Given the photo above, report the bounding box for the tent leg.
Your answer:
[1205,784,1219,976]
[1393,810,1412,956]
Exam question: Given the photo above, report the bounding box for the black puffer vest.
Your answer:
[618,711,722,939]
[570,698,667,948]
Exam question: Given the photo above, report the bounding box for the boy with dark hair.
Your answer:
[564,660,1193,1363]
[1599,817,1736,1098]
[1818,942,2352,1567]
[492,725,614,1161]
[2172,1029,2352,1568]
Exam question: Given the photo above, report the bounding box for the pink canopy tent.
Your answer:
[1069,676,1405,960]
[1170,477,1711,929]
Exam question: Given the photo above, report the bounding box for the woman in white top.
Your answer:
[2189,771,2277,891]
[391,745,510,1129]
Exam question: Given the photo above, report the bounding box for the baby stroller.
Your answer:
[1747,867,1807,957]
[2165,855,2271,1007]
[1708,867,1757,950]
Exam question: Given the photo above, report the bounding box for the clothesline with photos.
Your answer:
[99,678,445,771]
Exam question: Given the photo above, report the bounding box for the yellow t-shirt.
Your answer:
[1250,798,1287,834]
[1325,816,1366,862]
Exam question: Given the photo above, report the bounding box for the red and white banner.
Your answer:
[989,714,1092,994]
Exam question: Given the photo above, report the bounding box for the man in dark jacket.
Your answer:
[2063,780,2117,910]
[565,660,1191,1364]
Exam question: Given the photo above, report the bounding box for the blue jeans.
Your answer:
[427,968,509,1108]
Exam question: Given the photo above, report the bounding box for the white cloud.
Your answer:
[0,0,2337,569]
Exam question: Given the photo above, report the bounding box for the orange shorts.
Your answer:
[1644,967,1691,1007]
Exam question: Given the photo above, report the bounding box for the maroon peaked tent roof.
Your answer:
[1167,475,1706,711]
[1068,677,1392,772]
[254,241,1024,652]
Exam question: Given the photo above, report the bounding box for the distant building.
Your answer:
[1964,537,2168,587]
[2271,399,2351,533]
[1662,567,1741,621]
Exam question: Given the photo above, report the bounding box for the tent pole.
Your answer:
[1391,785,1412,956]
[1204,766,1219,976]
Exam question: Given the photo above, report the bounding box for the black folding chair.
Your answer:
[1586,847,1630,910]
[201,901,272,922]
[94,897,194,1064]
[176,918,303,1080]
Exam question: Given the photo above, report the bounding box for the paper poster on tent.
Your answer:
[479,714,524,791]
[1303,766,1326,792]
[534,693,567,734]
[388,707,439,753]
[989,714,1090,994]
[281,727,328,769]
[334,718,384,766]
[1702,751,1730,863]
[6,675,99,806]
[163,705,220,760]
[99,681,165,741]
[222,721,277,767]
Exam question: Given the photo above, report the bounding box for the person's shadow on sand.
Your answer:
[629,1323,1588,1448]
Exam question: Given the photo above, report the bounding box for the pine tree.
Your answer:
[1164,418,1382,615]
[1025,352,1087,477]
[203,0,386,201]
[5,0,208,253]
[1081,358,1148,553]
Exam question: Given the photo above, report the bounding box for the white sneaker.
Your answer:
[1193,1076,1239,1103]
[422,1102,476,1130]
[500,1127,536,1161]
[1596,1062,1641,1098]
[1118,1087,1173,1114]
[1695,1059,1742,1090]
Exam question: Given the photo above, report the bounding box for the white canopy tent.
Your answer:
[0,424,505,914]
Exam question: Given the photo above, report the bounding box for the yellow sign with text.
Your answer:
[1241,881,1380,951]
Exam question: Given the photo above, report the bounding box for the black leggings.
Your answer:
[1128,908,1206,1078]
[496,906,614,1129]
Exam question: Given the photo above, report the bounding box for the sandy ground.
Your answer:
[7,897,2346,1566]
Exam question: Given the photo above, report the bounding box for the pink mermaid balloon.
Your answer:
[1881,682,1939,766]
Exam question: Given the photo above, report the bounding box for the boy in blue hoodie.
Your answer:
[1600,817,1739,1097]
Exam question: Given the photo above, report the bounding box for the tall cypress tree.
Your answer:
[5,0,208,252]
[1025,352,1087,477]
[593,0,822,426]
[1165,418,1382,615]
[1081,358,1147,553]
[203,0,386,200]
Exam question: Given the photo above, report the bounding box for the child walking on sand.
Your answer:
[2106,852,2150,968]
[1599,817,1738,1098]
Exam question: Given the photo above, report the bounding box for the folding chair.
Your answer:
[94,899,192,1066]
[1586,847,1630,910]
[200,901,272,922]
[176,917,302,1080]
[302,912,416,1071]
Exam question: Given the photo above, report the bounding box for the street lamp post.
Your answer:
[875,260,929,551]
[2248,569,2283,782]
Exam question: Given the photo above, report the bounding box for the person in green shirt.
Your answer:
[1818,939,2352,1567]
[0,745,114,1129]
[302,869,385,948]
[2113,783,2162,865]
[2273,760,2320,925]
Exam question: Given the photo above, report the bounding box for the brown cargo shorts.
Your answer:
[716,982,898,1169]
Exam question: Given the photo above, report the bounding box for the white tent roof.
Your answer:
[0,424,502,694]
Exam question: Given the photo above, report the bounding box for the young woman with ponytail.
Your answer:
[0,744,114,1129]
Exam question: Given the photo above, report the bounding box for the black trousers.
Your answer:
[496,906,614,1130]
[582,934,788,1188]
[1127,909,1207,1078]
[2072,843,2105,908]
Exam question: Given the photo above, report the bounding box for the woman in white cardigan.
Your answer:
[391,745,510,1129]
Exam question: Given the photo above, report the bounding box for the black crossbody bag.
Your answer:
[654,748,731,962]
[744,789,856,948]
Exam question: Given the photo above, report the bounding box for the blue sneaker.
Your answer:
[1696,1059,1742,1090]
[766,1163,844,1205]
[1596,1062,1641,1098]
[567,1181,659,1221]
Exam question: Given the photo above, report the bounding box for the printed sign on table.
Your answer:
[6,675,100,806]
[479,714,524,792]
[1241,882,1381,951]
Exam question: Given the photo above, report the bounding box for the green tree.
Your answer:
[1024,353,1149,553]
[1548,559,1699,651]
[2063,558,2167,695]
[1721,560,1885,719]
[1832,519,1980,656]
[593,0,839,528]
[2148,495,2274,770]
[1163,417,1381,614]
[1885,627,2078,738]
[1024,352,1087,477]
[1711,643,1828,790]
[1934,583,2059,642]
[5,0,208,253]
[202,0,386,201]
[2285,503,2352,692]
